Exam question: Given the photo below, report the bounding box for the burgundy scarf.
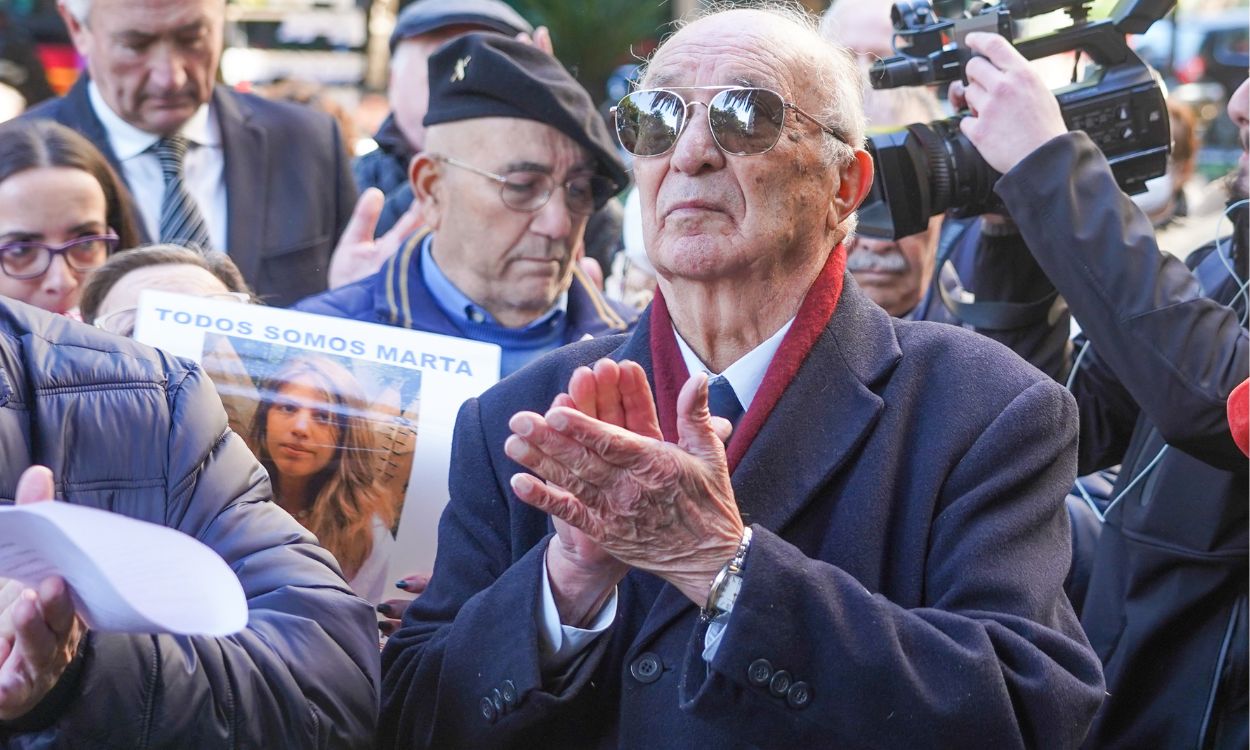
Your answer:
[649,245,847,473]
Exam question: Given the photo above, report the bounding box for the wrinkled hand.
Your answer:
[954,32,1068,175]
[506,370,744,606]
[0,467,84,721]
[530,360,651,626]
[328,188,424,289]
[377,573,429,637]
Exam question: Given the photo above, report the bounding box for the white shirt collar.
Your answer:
[672,319,795,411]
[88,81,220,160]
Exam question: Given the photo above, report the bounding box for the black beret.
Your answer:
[389,0,533,51]
[424,34,628,203]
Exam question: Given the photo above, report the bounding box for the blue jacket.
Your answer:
[378,276,1104,749]
[0,299,378,747]
[294,231,636,348]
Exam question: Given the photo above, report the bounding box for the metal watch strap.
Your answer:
[701,526,753,621]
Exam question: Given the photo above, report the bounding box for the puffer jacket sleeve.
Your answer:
[3,363,380,749]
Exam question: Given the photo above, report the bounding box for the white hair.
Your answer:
[650,2,868,239]
[61,0,90,22]
[863,85,945,130]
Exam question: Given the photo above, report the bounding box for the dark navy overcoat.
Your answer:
[380,277,1105,749]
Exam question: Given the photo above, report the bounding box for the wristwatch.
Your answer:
[701,526,753,621]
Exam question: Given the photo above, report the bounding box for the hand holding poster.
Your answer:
[134,290,500,604]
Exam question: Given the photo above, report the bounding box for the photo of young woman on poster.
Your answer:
[248,355,397,603]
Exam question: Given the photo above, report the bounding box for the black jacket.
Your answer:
[352,114,414,200]
[997,132,1248,750]
[914,217,1072,382]
[24,77,357,307]
[0,300,379,748]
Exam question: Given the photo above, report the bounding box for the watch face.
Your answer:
[715,573,744,614]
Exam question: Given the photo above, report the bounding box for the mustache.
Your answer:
[847,246,909,274]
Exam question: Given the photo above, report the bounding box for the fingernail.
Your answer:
[510,473,532,494]
[504,435,529,460]
[379,620,396,635]
[395,579,410,590]
[548,411,567,431]
[511,414,534,436]
[376,602,392,616]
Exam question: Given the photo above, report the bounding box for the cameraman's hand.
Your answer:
[955,32,1068,174]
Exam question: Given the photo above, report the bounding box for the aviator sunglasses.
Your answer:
[612,86,847,158]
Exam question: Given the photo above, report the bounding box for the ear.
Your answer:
[57,2,91,55]
[827,148,875,232]
[409,153,444,230]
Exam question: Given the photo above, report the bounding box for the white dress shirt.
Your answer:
[88,82,228,250]
[536,318,795,672]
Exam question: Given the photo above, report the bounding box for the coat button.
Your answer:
[491,688,506,715]
[747,658,773,686]
[630,652,662,684]
[479,696,497,723]
[769,669,792,698]
[500,679,518,707]
[787,681,812,710]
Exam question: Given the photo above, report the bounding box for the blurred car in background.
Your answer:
[1133,8,1248,177]
[1133,9,1249,96]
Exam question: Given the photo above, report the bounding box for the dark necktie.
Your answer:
[707,375,744,429]
[155,135,212,252]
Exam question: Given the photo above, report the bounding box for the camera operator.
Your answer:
[850,87,1072,381]
[955,31,1247,749]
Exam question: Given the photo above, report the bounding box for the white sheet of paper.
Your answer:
[0,502,247,636]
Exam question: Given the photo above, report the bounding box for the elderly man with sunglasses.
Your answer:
[295,35,635,378]
[379,8,1103,749]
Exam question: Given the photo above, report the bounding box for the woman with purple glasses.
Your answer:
[0,119,139,316]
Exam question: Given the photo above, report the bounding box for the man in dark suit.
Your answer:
[24,0,355,307]
[379,7,1104,748]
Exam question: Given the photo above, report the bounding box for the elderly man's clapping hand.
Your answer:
[505,360,745,610]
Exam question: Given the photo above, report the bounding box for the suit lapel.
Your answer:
[608,306,653,374]
[627,279,901,654]
[216,88,269,280]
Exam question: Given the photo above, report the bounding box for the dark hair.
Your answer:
[0,119,140,251]
[78,244,254,323]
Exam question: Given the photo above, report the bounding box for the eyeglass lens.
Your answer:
[0,236,114,279]
[498,172,611,215]
[615,88,787,157]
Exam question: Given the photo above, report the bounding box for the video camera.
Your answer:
[860,0,1175,239]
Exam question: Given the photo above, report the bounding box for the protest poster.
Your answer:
[133,290,500,604]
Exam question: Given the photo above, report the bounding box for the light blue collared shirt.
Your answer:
[420,235,569,376]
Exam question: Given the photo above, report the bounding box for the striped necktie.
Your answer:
[154,135,212,252]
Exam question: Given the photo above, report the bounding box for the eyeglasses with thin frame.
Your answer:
[0,232,120,280]
[94,291,251,338]
[431,154,617,215]
[612,85,847,158]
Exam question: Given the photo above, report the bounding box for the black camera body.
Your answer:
[860,0,1174,239]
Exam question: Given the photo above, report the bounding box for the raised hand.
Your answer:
[328,188,424,289]
[0,467,83,720]
[506,372,745,606]
[956,32,1068,174]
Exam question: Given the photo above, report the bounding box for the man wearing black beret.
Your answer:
[295,34,636,377]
